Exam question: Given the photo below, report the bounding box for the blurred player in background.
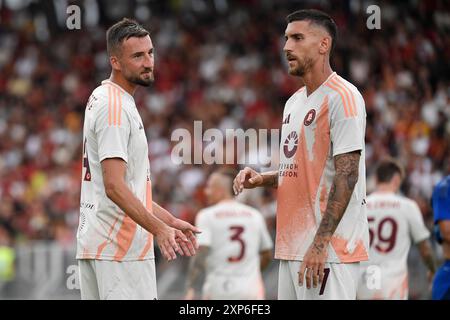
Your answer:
[357,159,435,300]
[234,9,369,300]
[431,174,450,300]
[76,18,199,300]
[185,168,273,300]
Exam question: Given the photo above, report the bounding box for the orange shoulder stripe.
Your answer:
[329,78,355,117]
[107,85,112,126]
[113,87,117,126]
[334,77,357,116]
[325,81,350,118]
[117,89,122,126]
[323,72,337,86]
[104,83,124,126]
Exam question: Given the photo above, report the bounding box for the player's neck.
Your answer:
[375,184,397,194]
[109,73,137,96]
[302,59,333,97]
[218,197,234,204]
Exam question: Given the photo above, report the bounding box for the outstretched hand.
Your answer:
[232,167,263,195]
[172,218,201,256]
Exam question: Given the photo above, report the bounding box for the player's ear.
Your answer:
[319,36,331,55]
[110,55,121,71]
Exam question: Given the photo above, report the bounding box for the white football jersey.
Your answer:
[195,200,273,298]
[76,80,154,262]
[276,72,369,263]
[357,192,430,299]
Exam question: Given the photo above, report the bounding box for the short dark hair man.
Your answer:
[76,18,199,300]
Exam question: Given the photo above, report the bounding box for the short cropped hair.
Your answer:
[376,158,405,183]
[286,9,337,55]
[215,167,239,196]
[106,18,149,56]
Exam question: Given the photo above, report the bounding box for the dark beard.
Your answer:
[127,73,154,87]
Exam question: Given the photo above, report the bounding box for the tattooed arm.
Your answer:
[185,246,209,299]
[298,151,361,289]
[314,151,361,245]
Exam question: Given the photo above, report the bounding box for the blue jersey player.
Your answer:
[432,175,450,300]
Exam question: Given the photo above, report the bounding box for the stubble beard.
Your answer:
[289,57,314,77]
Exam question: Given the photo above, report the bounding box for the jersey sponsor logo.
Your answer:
[283,131,298,158]
[303,109,316,126]
[278,163,298,177]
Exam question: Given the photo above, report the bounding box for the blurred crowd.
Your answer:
[0,0,449,260]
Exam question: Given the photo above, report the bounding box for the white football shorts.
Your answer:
[78,259,157,300]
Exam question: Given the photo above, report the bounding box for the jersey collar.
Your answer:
[101,79,135,102]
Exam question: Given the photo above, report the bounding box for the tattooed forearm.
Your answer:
[186,246,209,290]
[314,151,360,244]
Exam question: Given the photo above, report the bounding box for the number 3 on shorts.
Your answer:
[319,268,330,295]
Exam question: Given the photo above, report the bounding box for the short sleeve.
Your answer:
[195,211,211,247]
[93,93,131,163]
[407,200,431,244]
[257,213,273,252]
[330,90,365,156]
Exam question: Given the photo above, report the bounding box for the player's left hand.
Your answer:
[172,218,201,256]
[298,241,329,289]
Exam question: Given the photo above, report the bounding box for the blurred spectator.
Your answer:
[0,0,448,267]
[0,225,15,287]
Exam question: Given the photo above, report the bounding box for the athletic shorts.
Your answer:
[202,273,265,300]
[357,265,408,300]
[432,260,450,300]
[278,260,360,300]
[78,259,157,300]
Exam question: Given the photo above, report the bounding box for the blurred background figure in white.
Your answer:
[185,168,272,300]
[357,158,436,299]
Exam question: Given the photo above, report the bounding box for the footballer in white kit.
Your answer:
[233,9,369,300]
[357,160,435,300]
[78,80,154,262]
[77,19,199,300]
[276,71,368,300]
[185,169,273,300]
[77,79,158,299]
